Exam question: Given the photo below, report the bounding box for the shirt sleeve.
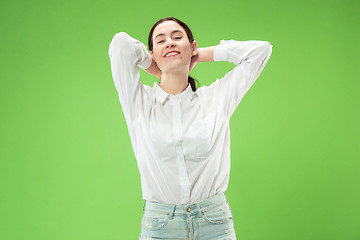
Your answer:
[108,32,152,123]
[207,39,272,120]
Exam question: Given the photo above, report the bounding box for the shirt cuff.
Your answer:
[138,51,152,70]
[135,41,152,70]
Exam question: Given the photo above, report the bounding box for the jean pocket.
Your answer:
[202,205,234,224]
[141,214,170,230]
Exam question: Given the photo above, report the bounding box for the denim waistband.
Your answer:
[142,192,229,216]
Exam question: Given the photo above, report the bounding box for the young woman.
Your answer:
[108,17,272,240]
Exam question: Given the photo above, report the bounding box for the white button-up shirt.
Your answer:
[108,32,272,204]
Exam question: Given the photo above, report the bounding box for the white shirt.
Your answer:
[108,32,272,204]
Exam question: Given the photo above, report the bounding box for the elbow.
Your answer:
[108,32,133,56]
[112,32,131,43]
[262,41,272,57]
[110,32,132,48]
[254,41,272,59]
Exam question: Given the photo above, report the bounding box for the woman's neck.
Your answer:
[159,71,189,95]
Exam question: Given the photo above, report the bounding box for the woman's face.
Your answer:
[150,21,197,73]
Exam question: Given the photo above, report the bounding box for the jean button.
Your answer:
[186,207,191,212]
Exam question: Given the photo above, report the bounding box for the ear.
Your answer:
[149,50,153,57]
[192,40,198,56]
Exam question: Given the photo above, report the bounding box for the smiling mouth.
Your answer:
[164,52,180,58]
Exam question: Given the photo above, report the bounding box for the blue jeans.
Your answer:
[139,192,237,240]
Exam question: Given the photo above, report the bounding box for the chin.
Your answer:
[164,64,187,71]
[168,61,188,68]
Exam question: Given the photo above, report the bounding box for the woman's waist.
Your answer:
[143,191,228,215]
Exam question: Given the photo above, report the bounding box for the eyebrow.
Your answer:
[155,30,183,40]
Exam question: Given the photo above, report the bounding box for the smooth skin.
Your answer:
[144,21,216,95]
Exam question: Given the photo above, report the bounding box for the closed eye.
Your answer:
[157,37,182,44]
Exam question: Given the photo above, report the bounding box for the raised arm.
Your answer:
[214,39,272,85]
[200,39,273,119]
[108,32,152,123]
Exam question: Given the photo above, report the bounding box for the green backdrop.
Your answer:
[1,0,359,239]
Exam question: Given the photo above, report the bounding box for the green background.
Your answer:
[1,0,359,239]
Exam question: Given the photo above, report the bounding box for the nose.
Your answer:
[165,37,176,48]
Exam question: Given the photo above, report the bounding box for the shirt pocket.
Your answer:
[193,114,214,160]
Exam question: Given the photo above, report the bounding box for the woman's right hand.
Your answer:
[144,58,162,80]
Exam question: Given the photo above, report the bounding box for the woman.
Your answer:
[108,17,272,240]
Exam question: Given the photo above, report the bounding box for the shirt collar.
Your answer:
[153,82,196,104]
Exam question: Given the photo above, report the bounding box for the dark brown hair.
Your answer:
[148,17,199,91]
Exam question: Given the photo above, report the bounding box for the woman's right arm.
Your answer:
[108,32,152,123]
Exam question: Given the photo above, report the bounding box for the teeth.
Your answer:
[166,52,179,57]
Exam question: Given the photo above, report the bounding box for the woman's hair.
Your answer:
[148,17,199,92]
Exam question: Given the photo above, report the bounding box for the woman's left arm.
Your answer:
[194,39,273,119]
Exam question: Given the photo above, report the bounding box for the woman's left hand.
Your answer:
[189,47,216,72]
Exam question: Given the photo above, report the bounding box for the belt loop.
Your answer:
[142,200,146,212]
[169,204,176,219]
[197,202,203,216]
